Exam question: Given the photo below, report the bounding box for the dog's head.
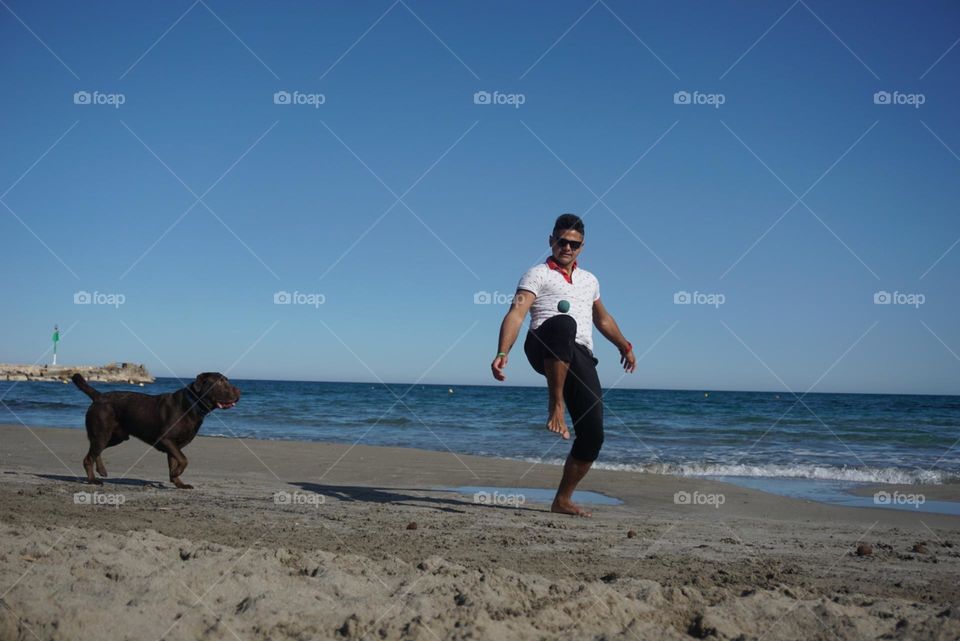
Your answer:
[190,373,241,410]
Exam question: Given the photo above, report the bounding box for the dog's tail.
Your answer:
[71,373,101,400]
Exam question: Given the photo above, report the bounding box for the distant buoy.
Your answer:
[448,388,454,394]
[704,393,709,397]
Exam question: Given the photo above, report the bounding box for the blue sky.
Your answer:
[1,1,958,394]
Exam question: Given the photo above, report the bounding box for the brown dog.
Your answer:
[72,373,240,488]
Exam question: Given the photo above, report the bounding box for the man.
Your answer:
[492,213,636,516]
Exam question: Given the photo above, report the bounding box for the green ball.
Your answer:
[557,299,571,313]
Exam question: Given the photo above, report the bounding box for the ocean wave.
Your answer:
[520,458,956,485]
[599,461,955,485]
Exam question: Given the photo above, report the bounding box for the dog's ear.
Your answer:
[191,373,211,394]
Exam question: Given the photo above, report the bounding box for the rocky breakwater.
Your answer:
[0,362,154,384]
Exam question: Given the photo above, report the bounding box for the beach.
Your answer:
[5,1,958,639]
[1,423,958,641]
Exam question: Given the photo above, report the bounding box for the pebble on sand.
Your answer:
[912,543,929,554]
[627,529,637,539]
[406,522,418,530]
[856,544,873,557]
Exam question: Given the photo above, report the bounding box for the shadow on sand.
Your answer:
[291,482,543,514]
[36,473,166,488]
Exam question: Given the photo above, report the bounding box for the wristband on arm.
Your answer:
[620,341,633,355]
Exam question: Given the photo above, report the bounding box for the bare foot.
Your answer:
[546,406,570,439]
[551,497,591,517]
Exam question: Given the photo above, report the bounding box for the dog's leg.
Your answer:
[82,449,103,485]
[83,408,114,485]
[163,442,192,489]
[95,455,108,478]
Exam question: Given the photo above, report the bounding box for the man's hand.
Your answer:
[491,354,508,381]
[492,290,535,382]
[620,348,636,373]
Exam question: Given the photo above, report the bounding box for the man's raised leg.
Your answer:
[532,315,577,439]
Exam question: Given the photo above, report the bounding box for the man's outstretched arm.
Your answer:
[593,298,636,372]
[491,289,535,381]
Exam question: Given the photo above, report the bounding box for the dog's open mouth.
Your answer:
[216,399,239,410]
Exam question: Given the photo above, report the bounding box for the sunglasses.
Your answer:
[552,237,583,250]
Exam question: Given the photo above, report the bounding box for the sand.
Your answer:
[1,423,958,640]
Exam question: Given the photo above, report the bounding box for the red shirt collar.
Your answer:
[546,256,576,284]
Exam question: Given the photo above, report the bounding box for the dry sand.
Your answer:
[1,423,958,641]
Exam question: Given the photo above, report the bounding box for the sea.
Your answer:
[2,379,958,512]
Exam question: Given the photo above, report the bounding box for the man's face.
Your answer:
[549,229,584,266]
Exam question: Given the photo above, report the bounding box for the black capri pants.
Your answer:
[524,314,604,462]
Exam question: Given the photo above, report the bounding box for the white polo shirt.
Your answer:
[517,259,600,352]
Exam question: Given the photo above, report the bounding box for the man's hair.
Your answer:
[552,213,584,237]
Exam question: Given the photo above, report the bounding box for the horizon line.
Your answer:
[140,376,960,398]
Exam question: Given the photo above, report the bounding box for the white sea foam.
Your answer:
[520,458,955,485]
